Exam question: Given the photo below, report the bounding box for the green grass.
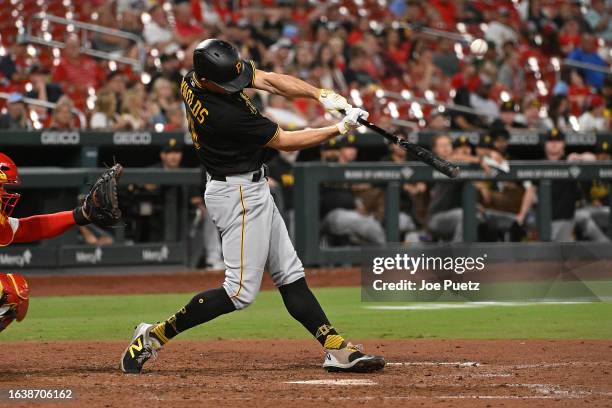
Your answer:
[1,287,611,342]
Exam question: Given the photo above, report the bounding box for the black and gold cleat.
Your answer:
[120,323,161,374]
[323,343,386,373]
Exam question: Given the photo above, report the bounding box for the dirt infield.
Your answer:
[5,271,611,407]
[1,340,611,407]
[25,267,359,297]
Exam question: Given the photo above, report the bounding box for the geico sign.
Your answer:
[41,131,80,145]
[113,132,152,145]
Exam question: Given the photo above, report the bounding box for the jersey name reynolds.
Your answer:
[181,76,209,125]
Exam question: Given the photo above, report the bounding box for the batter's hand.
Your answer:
[319,89,351,112]
[337,107,369,135]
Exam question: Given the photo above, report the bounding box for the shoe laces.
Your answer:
[136,344,158,365]
[346,342,364,353]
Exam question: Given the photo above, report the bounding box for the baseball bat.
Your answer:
[340,110,460,178]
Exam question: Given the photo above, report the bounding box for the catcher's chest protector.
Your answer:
[0,216,18,246]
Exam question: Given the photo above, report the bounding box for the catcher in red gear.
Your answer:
[0,152,123,333]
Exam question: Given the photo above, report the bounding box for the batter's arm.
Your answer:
[267,107,366,151]
[252,69,350,112]
[252,69,320,100]
[267,126,340,152]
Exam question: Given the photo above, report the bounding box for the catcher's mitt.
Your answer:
[74,164,123,227]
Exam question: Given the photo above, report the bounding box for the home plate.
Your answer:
[286,379,377,386]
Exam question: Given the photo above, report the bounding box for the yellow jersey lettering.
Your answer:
[180,76,209,127]
[240,92,257,114]
[192,100,202,119]
[186,89,194,106]
[187,115,201,150]
[197,106,209,124]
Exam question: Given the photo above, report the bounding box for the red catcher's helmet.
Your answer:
[0,153,20,219]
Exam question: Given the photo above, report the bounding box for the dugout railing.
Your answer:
[293,161,612,266]
[2,129,612,167]
[0,168,200,270]
[0,162,611,270]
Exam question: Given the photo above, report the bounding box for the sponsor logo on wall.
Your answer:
[75,247,103,264]
[142,245,169,262]
[344,169,403,180]
[508,132,540,145]
[0,249,32,267]
[41,131,80,145]
[565,132,597,145]
[400,167,414,179]
[113,132,152,145]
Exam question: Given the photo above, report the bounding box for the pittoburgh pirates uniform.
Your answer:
[0,153,122,333]
[121,39,385,374]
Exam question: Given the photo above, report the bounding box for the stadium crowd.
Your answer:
[0,0,611,249]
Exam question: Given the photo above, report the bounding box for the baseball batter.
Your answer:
[121,39,385,374]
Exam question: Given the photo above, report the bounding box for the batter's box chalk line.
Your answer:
[285,379,377,386]
[510,361,612,369]
[387,361,480,367]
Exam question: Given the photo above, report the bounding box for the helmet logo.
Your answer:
[0,171,6,182]
[236,61,242,74]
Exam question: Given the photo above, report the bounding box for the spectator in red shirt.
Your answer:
[174,0,205,47]
[568,70,591,114]
[52,34,101,94]
[384,28,410,67]
[559,19,582,55]
[430,0,457,29]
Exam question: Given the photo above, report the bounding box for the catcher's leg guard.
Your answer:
[0,273,29,333]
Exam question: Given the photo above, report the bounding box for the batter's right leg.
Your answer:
[121,180,273,373]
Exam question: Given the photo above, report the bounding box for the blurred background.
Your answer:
[1,0,611,270]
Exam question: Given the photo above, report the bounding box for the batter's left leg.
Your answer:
[267,202,385,372]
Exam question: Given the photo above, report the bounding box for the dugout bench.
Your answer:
[294,161,612,266]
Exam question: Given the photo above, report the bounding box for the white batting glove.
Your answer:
[319,89,351,112]
[336,107,369,135]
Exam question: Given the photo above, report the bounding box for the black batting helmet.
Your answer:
[193,39,253,93]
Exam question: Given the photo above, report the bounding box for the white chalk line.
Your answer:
[472,373,513,378]
[324,384,612,401]
[388,360,612,369]
[328,395,581,400]
[286,379,377,386]
[364,301,589,311]
[387,361,480,367]
[510,361,612,369]
[283,361,612,400]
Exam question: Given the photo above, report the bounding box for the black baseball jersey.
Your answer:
[180,68,280,176]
